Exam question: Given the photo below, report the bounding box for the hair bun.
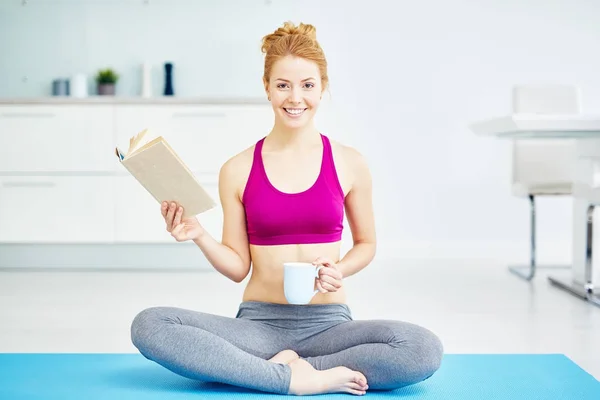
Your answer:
[261,21,317,54]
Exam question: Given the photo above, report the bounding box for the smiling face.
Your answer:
[265,55,323,130]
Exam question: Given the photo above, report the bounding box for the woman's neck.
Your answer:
[266,121,321,150]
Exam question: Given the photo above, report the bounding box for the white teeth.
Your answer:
[284,108,306,115]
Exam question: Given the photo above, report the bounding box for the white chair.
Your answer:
[509,85,579,280]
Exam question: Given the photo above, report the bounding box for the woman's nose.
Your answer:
[288,87,302,103]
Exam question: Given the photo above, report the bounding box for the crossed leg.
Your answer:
[298,319,444,390]
[130,306,372,395]
[130,306,293,394]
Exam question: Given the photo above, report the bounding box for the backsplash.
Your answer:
[0,0,332,98]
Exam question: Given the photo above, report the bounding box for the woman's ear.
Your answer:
[263,78,270,100]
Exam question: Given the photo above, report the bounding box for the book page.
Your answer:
[127,129,155,158]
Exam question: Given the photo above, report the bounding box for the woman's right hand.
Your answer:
[161,201,204,242]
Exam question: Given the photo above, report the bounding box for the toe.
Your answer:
[347,382,367,391]
[346,388,366,396]
[353,373,367,387]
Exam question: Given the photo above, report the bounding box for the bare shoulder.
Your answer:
[220,145,254,177]
[329,138,370,180]
[219,144,256,201]
[327,138,370,195]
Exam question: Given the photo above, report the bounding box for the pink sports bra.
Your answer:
[242,134,345,246]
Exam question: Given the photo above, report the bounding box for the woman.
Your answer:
[131,21,443,396]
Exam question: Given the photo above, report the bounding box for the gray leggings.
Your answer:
[131,301,443,395]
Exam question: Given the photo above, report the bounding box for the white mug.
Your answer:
[283,262,324,305]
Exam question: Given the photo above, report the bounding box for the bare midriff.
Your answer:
[242,240,347,304]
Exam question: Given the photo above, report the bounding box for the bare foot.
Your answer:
[288,358,368,396]
[269,349,299,365]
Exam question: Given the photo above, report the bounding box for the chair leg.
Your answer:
[509,195,537,280]
[548,204,600,306]
[508,194,571,281]
[583,205,598,303]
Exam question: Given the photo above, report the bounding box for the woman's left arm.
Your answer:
[314,147,376,291]
[335,147,377,278]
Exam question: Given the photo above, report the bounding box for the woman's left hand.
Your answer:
[313,257,344,293]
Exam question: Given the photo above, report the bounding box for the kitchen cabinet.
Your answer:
[0,105,114,172]
[113,174,223,243]
[114,104,272,173]
[0,176,115,242]
[0,98,269,251]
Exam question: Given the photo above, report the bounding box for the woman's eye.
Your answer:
[276,83,314,89]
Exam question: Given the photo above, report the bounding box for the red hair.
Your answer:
[261,21,329,91]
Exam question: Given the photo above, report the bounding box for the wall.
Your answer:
[2,0,600,264]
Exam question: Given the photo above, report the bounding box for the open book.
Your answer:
[115,129,216,219]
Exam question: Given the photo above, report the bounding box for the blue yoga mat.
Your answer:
[1,353,598,399]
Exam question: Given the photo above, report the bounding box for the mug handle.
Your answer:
[313,265,324,296]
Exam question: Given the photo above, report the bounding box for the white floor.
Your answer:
[1,259,599,380]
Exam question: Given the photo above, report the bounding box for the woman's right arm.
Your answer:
[164,156,251,283]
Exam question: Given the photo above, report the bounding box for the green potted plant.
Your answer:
[96,68,119,95]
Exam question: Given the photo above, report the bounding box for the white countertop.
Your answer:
[0,96,269,105]
[470,113,600,138]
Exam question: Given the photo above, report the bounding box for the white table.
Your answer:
[470,113,600,307]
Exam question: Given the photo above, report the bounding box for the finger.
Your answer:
[324,260,339,270]
[313,257,333,266]
[321,281,338,292]
[316,279,327,293]
[171,223,184,241]
[166,202,176,220]
[161,201,168,217]
[319,275,342,289]
[319,267,343,280]
[166,202,177,228]
[317,267,342,281]
[173,206,183,226]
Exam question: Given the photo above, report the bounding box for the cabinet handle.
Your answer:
[1,112,56,118]
[2,181,56,188]
[171,112,226,119]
